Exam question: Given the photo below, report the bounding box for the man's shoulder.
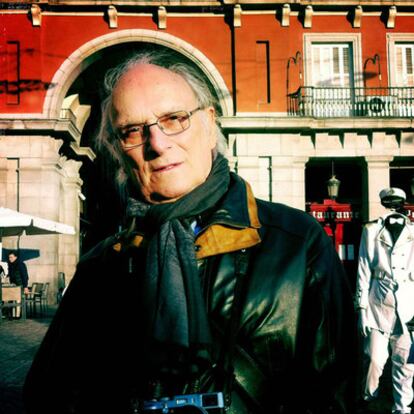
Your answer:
[79,232,126,264]
[255,198,322,239]
[362,218,383,232]
[364,219,380,228]
[19,260,28,268]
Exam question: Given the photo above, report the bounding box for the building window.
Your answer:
[395,43,414,87]
[311,43,353,87]
[387,34,414,87]
[303,34,362,117]
[304,33,362,87]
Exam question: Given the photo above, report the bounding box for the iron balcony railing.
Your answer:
[288,86,414,118]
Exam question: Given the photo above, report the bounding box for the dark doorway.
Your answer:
[390,157,414,204]
[305,157,364,206]
[305,157,364,291]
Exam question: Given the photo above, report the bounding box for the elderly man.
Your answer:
[356,188,414,414]
[24,52,355,414]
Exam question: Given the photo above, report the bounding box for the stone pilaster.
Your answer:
[271,156,309,210]
[59,157,83,286]
[0,158,11,208]
[364,155,394,221]
[234,156,262,197]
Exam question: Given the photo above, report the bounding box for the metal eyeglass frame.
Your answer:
[118,106,202,151]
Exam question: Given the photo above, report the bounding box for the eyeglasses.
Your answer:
[117,107,202,151]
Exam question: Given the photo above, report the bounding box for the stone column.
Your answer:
[234,156,261,196]
[18,138,64,302]
[271,156,309,210]
[364,155,394,221]
[59,157,83,286]
[0,158,9,208]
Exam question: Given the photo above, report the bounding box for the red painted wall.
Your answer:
[1,10,414,114]
[0,13,232,114]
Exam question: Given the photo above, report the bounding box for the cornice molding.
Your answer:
[220,115,414,131]
[0,118,81,142]
[1,115,413,134]
[3,1,414,8]
[0,118,96,160]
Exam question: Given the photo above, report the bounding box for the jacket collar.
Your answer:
[393,225,414,248]
[113,173,262,257]
[195,173,261,259]
[377,212,414,248]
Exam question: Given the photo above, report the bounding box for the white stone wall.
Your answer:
[0,136,81,303]
[229,128,414,220]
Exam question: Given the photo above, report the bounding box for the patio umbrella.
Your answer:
[0,207,76,260]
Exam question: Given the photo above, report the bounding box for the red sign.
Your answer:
[406,204,414,222]
[307,200,361,266]
[308,199,360,223]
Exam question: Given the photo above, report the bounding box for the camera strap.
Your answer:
[211,248,267,413]
[218,249,250,394]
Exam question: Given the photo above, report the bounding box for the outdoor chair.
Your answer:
[26,282,44,317]
[35,282,49,315]
[0,285,26,322]
[57,272,65,304]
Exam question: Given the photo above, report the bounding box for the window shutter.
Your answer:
[406,47,413,75]
[395,43,414,86]
[311,43,351,87]
[333,47,340,75]
[312,45,321,85]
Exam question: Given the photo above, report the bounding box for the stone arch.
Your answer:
[44,30,233,118]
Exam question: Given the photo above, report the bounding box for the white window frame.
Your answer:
[387,33,414,86]
[303,33,363,88]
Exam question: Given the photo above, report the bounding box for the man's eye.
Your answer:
[126,126,142,135]
[120,126,143,139]
[162,114,187,126]
[168,114,186,122]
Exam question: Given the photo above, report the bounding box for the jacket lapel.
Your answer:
[393,225,414,249]
[377,226,394,248]
[195,176,261,259]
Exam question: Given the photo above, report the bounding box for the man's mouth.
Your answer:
[152,162,182,173]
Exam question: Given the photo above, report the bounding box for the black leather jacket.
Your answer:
[24,175,356,414]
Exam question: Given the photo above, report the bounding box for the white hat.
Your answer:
[379,187,406,201]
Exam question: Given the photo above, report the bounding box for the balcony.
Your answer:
[288,87,414,118]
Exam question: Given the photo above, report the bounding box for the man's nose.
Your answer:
[145,124,173,153]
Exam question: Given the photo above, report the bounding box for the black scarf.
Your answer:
[126,154,230,376]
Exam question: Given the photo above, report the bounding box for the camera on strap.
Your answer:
[140,391,225,414]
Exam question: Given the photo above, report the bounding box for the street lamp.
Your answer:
[326,173,340,250]
[327,161,341,200]
[327,175,341,200]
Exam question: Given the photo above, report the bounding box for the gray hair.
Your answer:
[95,51,228,195]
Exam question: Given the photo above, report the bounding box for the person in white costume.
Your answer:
[356,187,414,414]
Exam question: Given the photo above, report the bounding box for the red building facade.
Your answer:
[1,1,414,293]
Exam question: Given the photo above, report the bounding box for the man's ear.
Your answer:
[205,106,217,149]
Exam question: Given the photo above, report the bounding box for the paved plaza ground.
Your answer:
[0,315,52,414]
[0,310,402,414]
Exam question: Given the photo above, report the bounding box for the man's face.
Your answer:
[111,63,217,204]
[8,254,17,263]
